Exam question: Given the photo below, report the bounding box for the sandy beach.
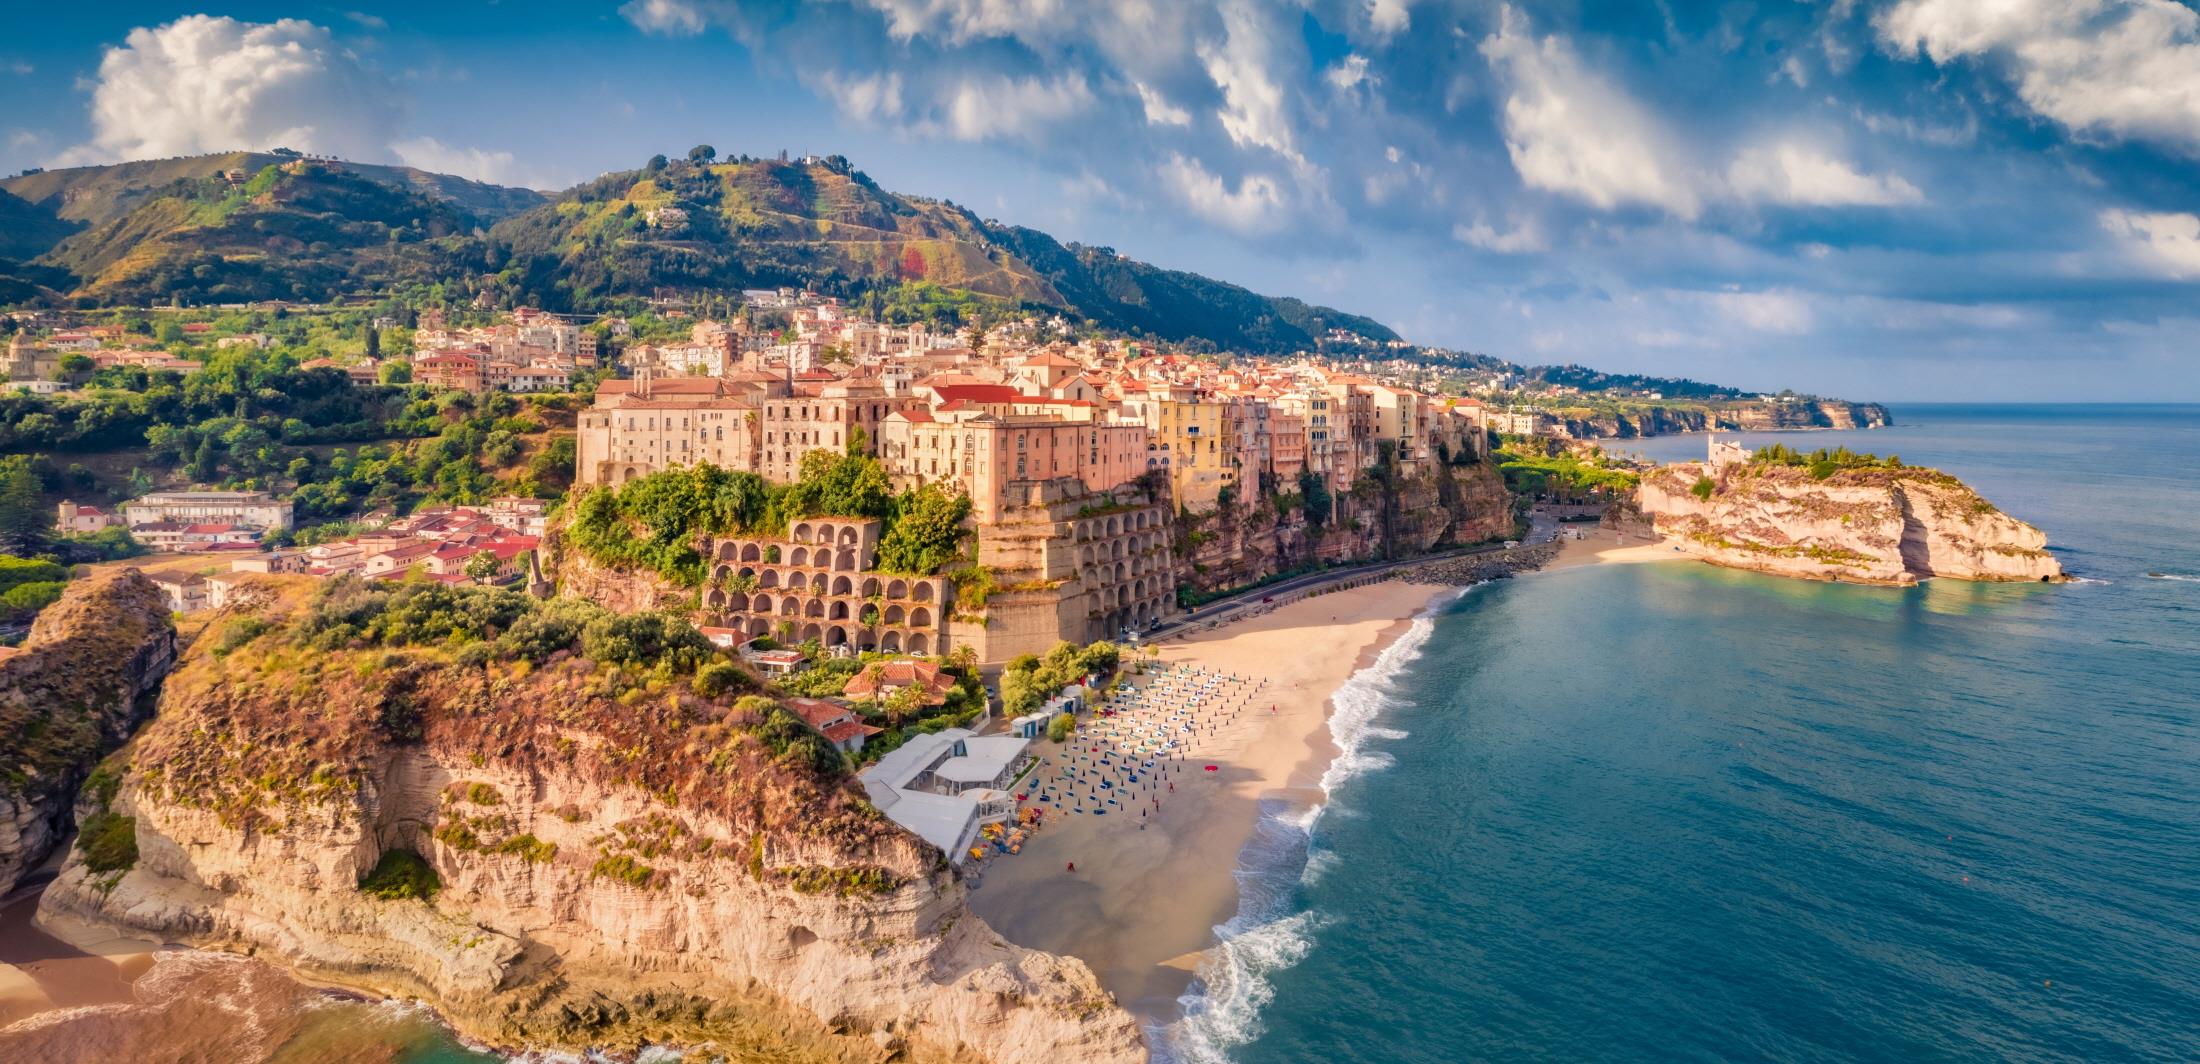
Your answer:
[965,580,1451,1019]
[967,529,1685,1022]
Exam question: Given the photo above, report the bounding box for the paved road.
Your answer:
[1140,539,1530,640]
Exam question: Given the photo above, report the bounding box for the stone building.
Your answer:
[945,480,1175,662]
[701,518,951,655]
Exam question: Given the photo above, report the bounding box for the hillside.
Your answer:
[1,151,545,232]
[491,153,1395,352]
[2,150,1395,354]
[29,160,503,305]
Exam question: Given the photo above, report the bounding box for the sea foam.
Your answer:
[1162,586,1468,1062]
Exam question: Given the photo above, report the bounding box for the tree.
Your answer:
[1046,713,1075,743]
[875,483,970,575]
[465,550,503,583]
[1298,468,1333,532]
[365,326,380,360]
[646,154,669,172]
[379,361,412,385]
[0,457,51,554]
[688,144,717,165]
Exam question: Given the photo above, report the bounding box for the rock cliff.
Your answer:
[1178,459,1513,596]
[0,569,175,895]
[1548,399,1891,441]
[38,577,1142,1063]
[1638,461,2062,585]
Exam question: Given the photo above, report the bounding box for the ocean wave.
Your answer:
[2145,572,2198,583]
[1162,586,1468,1062]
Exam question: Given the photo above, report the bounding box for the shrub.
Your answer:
[1047,712,1075,743]
[213,616,271,656]
[591,854,657,888]
[694,660,752,697]
[359,848,440,901]
[492,834,556,863]
[461,782,501,805]
[1690,475,1716,501]
[77,811,138,873]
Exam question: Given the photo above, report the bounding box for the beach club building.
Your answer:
[859,728,1031,862]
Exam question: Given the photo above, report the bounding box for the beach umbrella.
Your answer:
[1204,764,1219,772]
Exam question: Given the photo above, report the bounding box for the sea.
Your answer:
[10,405,2196,1063]
[1164,404,2200,1064]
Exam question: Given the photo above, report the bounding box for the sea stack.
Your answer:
[1636,438,2064,585]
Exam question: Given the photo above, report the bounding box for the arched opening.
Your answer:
[746,617,772,637]
[881,631,903,652]
[887,579,909,599]
[1106,516,1120,536]
[839,526,859,545]
[759,570,780,589]
[813,523,835,544]
[804,598,825,618]
[712,564,731,584]
[811,571,831,592]
[825,626,849,647]
[705,588,726,608]
[910,606,932,628]
[741,542,761,563]
[861,577,882,598]
[907,632,931,655]
[912,582,933,602]
[831,575,853,595]
[885,604,906,625]
[836,549,856,570]
[728,592,750,612]
[800,623,823,642]
[829,600,850,621]
[793,522,814,543]
[752,593,774,614]
[790,546,811,567]
[780,598,801,617]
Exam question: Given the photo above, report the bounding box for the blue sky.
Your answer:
[3,1,2198,401]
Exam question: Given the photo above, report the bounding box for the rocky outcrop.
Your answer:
[1177,459,1513,597]
[0,569,175,895]
[37,577,1141,1063]
[1548,400,1892,441]
[1638,462,2062,585]
[549,526,695,614]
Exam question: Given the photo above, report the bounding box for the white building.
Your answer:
[122,490,293,532]
[858,728,1030,862]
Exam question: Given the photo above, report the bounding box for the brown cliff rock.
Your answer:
[1638,462,2062,585]
[0,569,176,895]
[38,577,1142,1063]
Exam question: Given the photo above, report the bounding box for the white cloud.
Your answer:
[344,11,388,31]
[1877,0,2200,151]
[4,60,32,76]
[1159,152,1287,234]
[813,70,905,124]
[57,15,401,165]
[1198,2,1299,159]
[1706,289,1815,333]
[2099,208,2200,277]
[620,0,709,36]
[1479,5,1702,218]
[1452,215,1547,253]
[934,73,1093,140]
[1135,83,1192,127]
[1327,54,1371,91]
[1778,55,1809,88]
[390,136,541,189]
[1366,0,1413,38]
[1726,143,1924,206]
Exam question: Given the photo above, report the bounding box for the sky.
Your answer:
[3,1,2198,402]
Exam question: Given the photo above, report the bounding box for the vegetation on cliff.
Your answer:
[1492,435,1639,500]
[0,572,172,799]
[565,454,970,586]
[128,577,922,879]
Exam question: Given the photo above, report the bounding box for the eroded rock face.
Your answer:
[1638,462,2062,585]
[36,581,1142,1064]
[0,570,176,895]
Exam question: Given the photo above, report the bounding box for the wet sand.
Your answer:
[964,581,1450,1020]
[1541,523,1684,571]
[0,883,156,1029]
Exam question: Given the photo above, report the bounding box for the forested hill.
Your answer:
[1,151,1395,354]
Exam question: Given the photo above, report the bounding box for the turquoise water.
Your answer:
[1170,405,2200,1063]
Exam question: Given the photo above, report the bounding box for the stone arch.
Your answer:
[861,577,882,598]
[1081,546,1096,566]
[912,582,934,602]
[831,575,853,596]
[813,523,836,544]
[759,569,780,589]
[910,606,932,628]
[790,546,811,567]
[746,617,772,637]
[705,588,726,608]
[1115,562,1128,583]
[741,542,762,562]
[804,598,825,618]
[712,563,732,584]
[881,631,903,652]
[887,578,910,599]
[907,632,931,655]
[793,521,815,543]
[800,622,824,642]
[839,526,860,545]
[810,571,831,592]
[1106,516,1120,536]
[885,604,906,626]
[829,600,850,621]
[836,549,856,570]
[825,625,850,647]
[780,597,801,617]
[728,592,750,612]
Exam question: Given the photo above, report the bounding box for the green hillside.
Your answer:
[2,150,1395,353]
[31,160,499,306]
